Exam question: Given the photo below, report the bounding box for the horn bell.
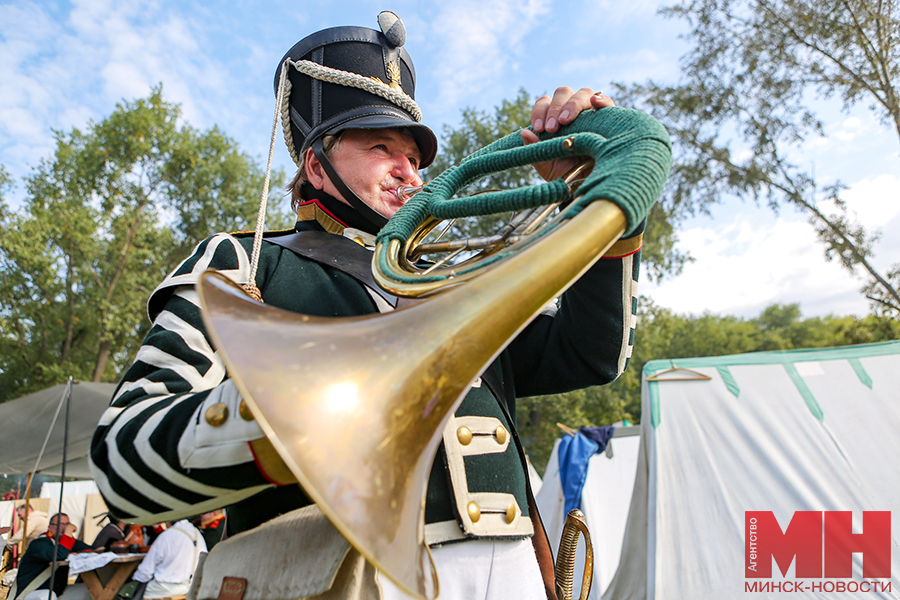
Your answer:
[197,199,626,600]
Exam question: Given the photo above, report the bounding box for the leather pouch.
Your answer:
[189,505,379,600]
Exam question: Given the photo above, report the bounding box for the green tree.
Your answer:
[0,87,287,402]
[614,0,900,314]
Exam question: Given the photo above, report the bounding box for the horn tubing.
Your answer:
[378,106,672,265]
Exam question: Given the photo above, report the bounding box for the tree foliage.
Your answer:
[613,0,900,314]
[518,301,900,471]
[0,87,288,402]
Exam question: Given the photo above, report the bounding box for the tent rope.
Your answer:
[23,381,70,501]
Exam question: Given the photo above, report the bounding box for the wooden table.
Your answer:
[78,555,145,600]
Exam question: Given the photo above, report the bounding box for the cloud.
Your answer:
[0,0,273,199]
[833,116,863,142]
[802,107,897,167]
[65,0,214,124]
[557,0,662,35]
[834,173,900,228]
[0,2,71,181]
[422,0,552,109]
[601,48,682,85]
[643,172,900,319]
[642,210,874,318]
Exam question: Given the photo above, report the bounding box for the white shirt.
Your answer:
[133,520,207,584]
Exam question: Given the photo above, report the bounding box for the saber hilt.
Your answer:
[555,509,594,600]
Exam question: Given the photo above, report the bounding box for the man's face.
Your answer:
[317,128,423,219]
[16,507,26,519]
[48,516,69,536]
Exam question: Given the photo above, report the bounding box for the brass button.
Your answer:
[495,425,508,445]
[238,400,254,421]
[467,502,481,523]
[506,503,517,524]
[205,403,229,426]
[457,426,473,446]
[352,236,365,246]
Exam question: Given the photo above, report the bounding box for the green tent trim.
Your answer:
[644,340,900,429]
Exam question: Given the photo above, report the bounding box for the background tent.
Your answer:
[537,426,641,598]
[0,382,118,544]
[604,340,900,599]
[0,382,116,478]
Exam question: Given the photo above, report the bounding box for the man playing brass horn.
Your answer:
[90,11,643,600]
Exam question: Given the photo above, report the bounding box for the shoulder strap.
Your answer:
[266,231,399,308]
[13,565,52,600]
[480,365,512,415]
[170,527,201,578]
[480,363,557,599]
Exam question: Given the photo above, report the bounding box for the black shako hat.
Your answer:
[274,11,437,170]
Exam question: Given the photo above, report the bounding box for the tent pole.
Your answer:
[19,379,70,555]
[48,378,73,600]
[19,474,32,556]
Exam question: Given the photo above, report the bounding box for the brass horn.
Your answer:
[197,108,671,600]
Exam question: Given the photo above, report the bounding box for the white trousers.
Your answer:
[143,579,192,599]
[377,539,545,600]
[22,592,57,600]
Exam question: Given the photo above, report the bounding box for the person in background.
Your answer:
[15,513,91,600]
[92,515,127,551]
[131,519,207,599]
[1,505,49,551]
[194,511,225,551]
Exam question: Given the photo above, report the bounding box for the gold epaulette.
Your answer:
[296,202,345,234]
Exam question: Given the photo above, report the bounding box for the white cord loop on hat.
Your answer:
[244,58,291,301]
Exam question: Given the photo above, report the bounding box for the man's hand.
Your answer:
[0,526,9,535]
[521,87,615,182]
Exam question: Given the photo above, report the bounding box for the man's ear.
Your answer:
[305,147,327,190]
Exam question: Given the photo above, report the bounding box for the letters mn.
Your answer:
[745,511,891,579]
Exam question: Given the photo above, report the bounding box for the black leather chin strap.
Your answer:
[312,138,388,230]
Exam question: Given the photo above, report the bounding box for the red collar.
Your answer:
[45,531,76,549]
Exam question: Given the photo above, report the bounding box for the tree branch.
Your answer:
[866,294,900,311]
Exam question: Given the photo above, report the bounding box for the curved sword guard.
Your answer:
[555,509,594,600]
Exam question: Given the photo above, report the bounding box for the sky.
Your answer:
[1,0,898,319]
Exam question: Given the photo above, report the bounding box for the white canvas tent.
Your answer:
[598,340,900,599]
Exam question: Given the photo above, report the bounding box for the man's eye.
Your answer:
[373,144,388,152]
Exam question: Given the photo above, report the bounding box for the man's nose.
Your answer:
[392,155,422,185]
